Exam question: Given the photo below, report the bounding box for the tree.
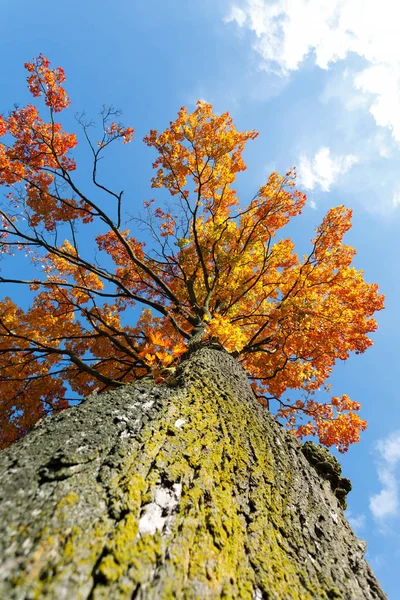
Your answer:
[0,57,387,600]
[0,55,383,452]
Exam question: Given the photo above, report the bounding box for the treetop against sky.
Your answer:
[0,56,383,453]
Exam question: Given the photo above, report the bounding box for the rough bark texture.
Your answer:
[0,347,387,599]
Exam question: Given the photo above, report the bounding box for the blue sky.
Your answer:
[2,0,399,595]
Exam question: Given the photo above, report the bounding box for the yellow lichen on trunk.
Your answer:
[0,348,387,599]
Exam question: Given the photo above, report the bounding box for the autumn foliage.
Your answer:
[0,56,383,451]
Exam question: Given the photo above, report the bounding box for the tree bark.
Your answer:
[0,347,387,599]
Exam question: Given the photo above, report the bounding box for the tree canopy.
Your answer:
[0,55,384,451]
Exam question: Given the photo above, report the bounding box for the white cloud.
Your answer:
[309,199,317,210]
[225,0,400,140]
[225,5,247,28]
[296,147,358,192]
[354,64,400,140]
[392,191,400,208]
[369,431,400,521]
[378,143,391,160]
[346,510,366,532]
[370,479,398,520]
[376,432,400,466]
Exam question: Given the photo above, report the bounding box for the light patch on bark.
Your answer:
[142,400,155,410]
[174,418,186,429]
[138,483,182,536]
[138,504,164,535]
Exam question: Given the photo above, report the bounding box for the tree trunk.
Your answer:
[0,347,387,599]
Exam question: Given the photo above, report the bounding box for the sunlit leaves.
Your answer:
[25,54,70,113]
